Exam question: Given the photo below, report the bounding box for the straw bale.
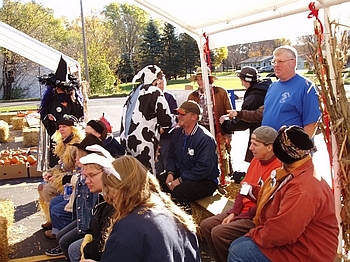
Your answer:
[0,199,14,261]
[11,117,25,130]
[0,120,9,143]
[0,113,17,124]
[223,182,241,201]
[22,127,39,147]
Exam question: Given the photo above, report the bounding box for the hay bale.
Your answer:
[0,199,14,261]
[11,117,25,130]
[0,217,8,262]
[0,121,9,143]
[22,127,39,147]
[0,113,17,124]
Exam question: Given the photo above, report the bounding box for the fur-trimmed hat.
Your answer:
[273,125,317,164]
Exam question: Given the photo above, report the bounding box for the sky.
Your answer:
[0,0,131,19]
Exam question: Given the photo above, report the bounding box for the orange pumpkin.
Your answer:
[11,155,19,165]
[27,155,37,166]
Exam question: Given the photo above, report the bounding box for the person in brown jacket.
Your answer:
[188,67,233,178]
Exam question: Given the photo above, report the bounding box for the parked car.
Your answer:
[258,66,274,73]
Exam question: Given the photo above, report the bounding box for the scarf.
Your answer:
[253,155,311,226]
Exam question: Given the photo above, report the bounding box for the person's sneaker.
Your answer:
[45,245,63,256]
[41,221,52,230]
[44,230,56,239]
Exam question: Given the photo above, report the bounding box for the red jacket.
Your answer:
[247,158,339,262]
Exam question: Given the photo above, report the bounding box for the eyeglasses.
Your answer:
[81,170,103,181]
[271,59,295,65]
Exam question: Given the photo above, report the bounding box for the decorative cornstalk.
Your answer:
[311,18,350,255]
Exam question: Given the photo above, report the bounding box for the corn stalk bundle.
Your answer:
[310,18,350,255]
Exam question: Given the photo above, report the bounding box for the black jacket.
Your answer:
[222,78,271,162]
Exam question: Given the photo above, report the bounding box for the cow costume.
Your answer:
[120,65,176,175]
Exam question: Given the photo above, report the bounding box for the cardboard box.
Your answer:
[28,165,42,178]
[0,164,28,180]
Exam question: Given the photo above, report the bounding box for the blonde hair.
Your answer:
[52,126,84,171]
[102,155,197,232]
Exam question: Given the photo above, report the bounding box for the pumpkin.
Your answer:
[27,155,37,166]
[10,156,19,165]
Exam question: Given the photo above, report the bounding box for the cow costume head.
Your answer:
[132,65,163,86]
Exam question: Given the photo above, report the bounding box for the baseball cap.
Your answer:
[252,126,278,144]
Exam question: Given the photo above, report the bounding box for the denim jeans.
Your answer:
[227,236,271,262]
[68,238,83,262]
[57,220,84,259]
[50,195,72,235]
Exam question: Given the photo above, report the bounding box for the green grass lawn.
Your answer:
[119,75,248,94]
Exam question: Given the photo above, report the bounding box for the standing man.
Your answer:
[220,66,271,162]
[224,46,321,139]
[262,45,320,137]
[161,100,219,210]
[188,67,233,178]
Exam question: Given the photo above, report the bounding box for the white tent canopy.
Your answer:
[0,21,80,75]
[134,0,350,48]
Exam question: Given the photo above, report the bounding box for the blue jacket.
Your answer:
[101,206,201,262]
[166,124,219,183]
[73,175,98,234]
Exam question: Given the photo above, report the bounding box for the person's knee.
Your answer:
[200,216,217,234]
[211,224,226,242]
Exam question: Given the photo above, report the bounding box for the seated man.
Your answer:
[200,126,281,262]
[160,100,219,209]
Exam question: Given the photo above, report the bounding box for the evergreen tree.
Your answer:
[138,19,162,69]
[116,52,135,83]
[160,22,181,79]
[178,33,200,79]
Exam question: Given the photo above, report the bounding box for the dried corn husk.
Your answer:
[310,18,350,255]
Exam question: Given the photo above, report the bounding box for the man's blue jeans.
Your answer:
[227,236,271,262]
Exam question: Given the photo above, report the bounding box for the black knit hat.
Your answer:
[273,125,317,164]
[71,133,103,152]
[87,120,105,135]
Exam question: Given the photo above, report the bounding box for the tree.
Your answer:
[0,0,69,99]
[178,33,200,78]
[212,47,228,70]
[160,22,181,79]
[103,3,148,64]
[138,19,163,69]
[116,52,135,83]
